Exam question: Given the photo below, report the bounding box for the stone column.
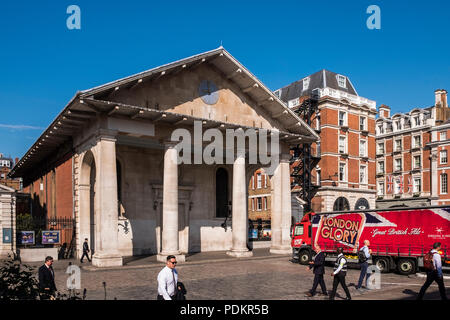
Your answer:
[157,143,185,262]
[280,154,293,252]
[227,154,252,257]
[270,154,292,254]
[270,161,283,254]
[92,133,123,267]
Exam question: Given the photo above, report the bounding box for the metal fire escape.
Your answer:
[290,97,321,212]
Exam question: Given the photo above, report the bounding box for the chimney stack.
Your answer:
[435,89,448,109]
[379,104,391,118]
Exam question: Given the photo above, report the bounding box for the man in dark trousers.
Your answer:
[80,238,91,263]
[305,245,328,297]
[329,247,351,300]
[38,256,57,300]
[417,242,448,300]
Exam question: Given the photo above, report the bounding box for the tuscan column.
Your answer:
[92,132,123,267]
[280,154,293,252]
[227,153,253,257]
[270,160,283,254]
[157,142,185,262]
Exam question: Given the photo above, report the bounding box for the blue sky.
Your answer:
[0,0,449,159]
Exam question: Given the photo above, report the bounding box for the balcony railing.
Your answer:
[312,87,377,108]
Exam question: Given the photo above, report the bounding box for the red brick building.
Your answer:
[276,70,377,212]
[0,154,21,191]
[376,89,449,208]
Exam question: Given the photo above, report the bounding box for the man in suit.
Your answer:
[305,245,328,297]
[38,256,57,300]
[80,238,91,263]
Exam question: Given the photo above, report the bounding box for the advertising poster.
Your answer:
[42,230,60,244]
[19,231,35,245]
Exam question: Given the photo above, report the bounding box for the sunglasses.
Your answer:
[169,261,177,264]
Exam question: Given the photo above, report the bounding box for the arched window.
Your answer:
[355,198,369,210]
[333,197,350,211]
[216,168,229,218]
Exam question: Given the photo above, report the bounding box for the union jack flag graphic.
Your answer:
[387,175,393,193]
[407,176,413,193]
[399,176,404,193]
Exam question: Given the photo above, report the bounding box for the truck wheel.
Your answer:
[298,250,311,265]
[374,257,390,273]
[397,259,416,275]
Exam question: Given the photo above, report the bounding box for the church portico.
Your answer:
[11,47,319,267]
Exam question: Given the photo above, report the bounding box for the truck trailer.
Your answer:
[291,206,450,275]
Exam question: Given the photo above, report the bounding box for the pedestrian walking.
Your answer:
[356,240,372,292]
[80,238,91,263]
[157,255,180,300]
[329,247,351,300]
[305,246,328,297]
[417,242,448,300]
[38,256,57,300]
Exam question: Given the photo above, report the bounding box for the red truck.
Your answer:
[291,206,450,275]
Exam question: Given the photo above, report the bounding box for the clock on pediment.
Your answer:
[198,80,219,105]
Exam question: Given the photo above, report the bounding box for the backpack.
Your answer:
[358,249,368,263]
[423,251,435,271]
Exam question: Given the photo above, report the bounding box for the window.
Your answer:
[256,173,262,189]
[378,161,385,173]
[413,155,421,169]
[359,140,367,157]
[333,197,350,211]
[377,142,385,154]
[378,181,385,195]
[413,135,421,148]
[257,197,262,211]
[288,98,300,108]
[414,116,420,126]
[274,89,281,98]
[339,136,346,154]
[360,117,366,131]
[413,178,421,193]
[360,166,367,184]
[303,77,310,91]
[339,111,346,126]
[294,225,304,236]
[395,158,402,171]
[378,124,384,135]
[336,74,346,88]
[441,173,448,194]
[339,163,346,181]
[441,131,447,141]
[395,178,401,194]
[395,139,402,151]
[441,150,448,164]
[395,120,402,131]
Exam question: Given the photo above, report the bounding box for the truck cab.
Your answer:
[291,212,313,263]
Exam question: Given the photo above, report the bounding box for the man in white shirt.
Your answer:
[329,247,351,300]
[157,255,179,300]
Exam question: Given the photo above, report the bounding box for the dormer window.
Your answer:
[414,116,420,126]
[336,74,346,88]
[395,120,402,130]
[303,77,310,91]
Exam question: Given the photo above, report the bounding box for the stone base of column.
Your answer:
[92,252,123,267]
[270,245,292,255]
[226,249,253,258]
[157,253,186,263]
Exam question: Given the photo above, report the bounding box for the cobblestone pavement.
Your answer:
[23,250,449,300]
